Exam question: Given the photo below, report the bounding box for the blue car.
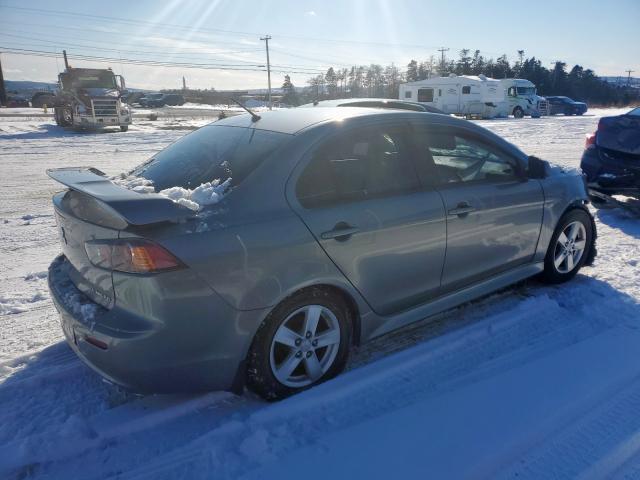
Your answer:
[546,96,588,116]
[581,106,640,201]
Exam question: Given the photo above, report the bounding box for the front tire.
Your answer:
[541,209,593,284]
[246,288,352,400]
[513,107,524,119]
[120,125,129,132]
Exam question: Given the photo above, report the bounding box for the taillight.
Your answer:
[85,239,184,274]
[585,132,596,149]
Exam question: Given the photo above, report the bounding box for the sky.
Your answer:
[0,0,638,91]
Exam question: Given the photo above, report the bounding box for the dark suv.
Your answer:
[546,96,588,116]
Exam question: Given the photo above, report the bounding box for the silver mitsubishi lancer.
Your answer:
[48,107,596,400]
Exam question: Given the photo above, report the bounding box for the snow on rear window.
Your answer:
[130,125,289,191]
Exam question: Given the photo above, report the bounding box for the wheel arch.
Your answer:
[269,283,362,347]
[559,201,597,266]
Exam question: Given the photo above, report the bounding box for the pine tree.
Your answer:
[406,60,418,82]
[281,75,299,106]
[325,67,338,98]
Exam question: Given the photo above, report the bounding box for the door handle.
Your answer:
[320,223,360,241]
[448,202,476,217]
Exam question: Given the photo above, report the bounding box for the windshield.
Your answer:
[132,125,290,190]
[516,87,536,96]
[70,72,117,89]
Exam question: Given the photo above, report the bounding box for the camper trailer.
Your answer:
[399,75,548,119]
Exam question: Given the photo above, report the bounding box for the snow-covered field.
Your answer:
[1,109,639,479]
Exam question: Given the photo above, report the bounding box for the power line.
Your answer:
[0,32,263,58]
[0,47,326,75]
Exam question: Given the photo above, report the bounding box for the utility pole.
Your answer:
[0,53,7,107]
[182,76,187,91]
[63,49,69,69]
[437,47,449,76]
[260,35,272,110]
[626,70,635,87]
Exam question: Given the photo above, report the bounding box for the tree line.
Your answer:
[281,49,638,106]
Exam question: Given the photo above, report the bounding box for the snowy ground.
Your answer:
[1,108,639,479]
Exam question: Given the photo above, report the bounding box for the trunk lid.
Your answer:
[48,167,196,308]
[53,190,119,308]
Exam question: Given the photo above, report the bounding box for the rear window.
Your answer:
[132,125,289,190]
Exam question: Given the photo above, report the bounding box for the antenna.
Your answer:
[232,98,261,122]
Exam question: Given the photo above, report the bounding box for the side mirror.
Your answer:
[527,155,549,179]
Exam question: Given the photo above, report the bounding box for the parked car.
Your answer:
[546,96,588,115]
[138,93,185,108]
[47,108,596,400]
[301,98,445,114]
[163,93,185,106]
[5,96,31,108]
[580,106,640,202]
[138,93,166,108]
[31,91,57,108]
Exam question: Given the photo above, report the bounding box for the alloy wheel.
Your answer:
[269,305,341,388]
[553,221,587,274]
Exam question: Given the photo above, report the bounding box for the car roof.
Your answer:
[300,98,417,108]
[215,106,409,134]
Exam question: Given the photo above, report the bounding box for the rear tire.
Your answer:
[246,288,352,401]
[541,209,593,284]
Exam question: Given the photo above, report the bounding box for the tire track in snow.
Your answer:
[47,288,626,480]
[491,373,640,480]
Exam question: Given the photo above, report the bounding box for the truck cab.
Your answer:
[55,67,132,131]
[500,79,549,118]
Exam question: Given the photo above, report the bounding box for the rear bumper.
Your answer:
[581,146,640,196]
[48,255,262,394]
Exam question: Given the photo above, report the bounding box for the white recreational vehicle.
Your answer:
[399,75,548,119]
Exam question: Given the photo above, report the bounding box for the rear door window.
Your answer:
[131,125,290,190]
[296,125,420,208]
[410,127,519,185]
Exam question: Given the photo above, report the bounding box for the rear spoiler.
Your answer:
[47,167,195,226]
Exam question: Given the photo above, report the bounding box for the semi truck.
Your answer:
[53,51,132,131]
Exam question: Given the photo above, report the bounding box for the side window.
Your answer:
[462,86,471,94]
[413,129,518,184]
[418,88,434,102]
[296,127,420,208]
[404,90,412,99]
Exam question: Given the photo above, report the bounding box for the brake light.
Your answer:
[585,132,597,149]
[85,239,184,274]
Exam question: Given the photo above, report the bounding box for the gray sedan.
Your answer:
[48,108,596,400]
